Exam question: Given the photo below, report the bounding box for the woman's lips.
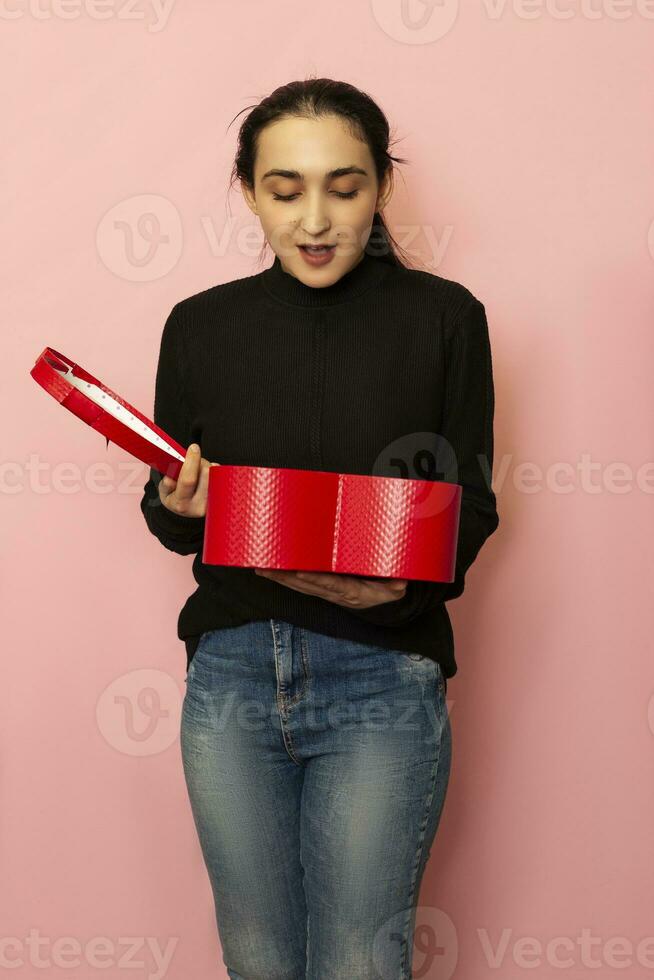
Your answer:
[297,244,336,267]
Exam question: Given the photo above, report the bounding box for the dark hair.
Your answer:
[227,77,417,270]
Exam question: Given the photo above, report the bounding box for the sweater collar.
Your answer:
[259,249,393,308]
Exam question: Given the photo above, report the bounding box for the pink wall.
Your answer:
[4,2,653,977]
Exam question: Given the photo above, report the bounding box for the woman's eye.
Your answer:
[272,190,359,202]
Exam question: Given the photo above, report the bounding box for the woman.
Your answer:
[140,78,499,980]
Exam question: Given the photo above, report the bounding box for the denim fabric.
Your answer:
[180,618,452,980]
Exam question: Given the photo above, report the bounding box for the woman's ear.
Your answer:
[376,169,394,212]
[240,179,258,215]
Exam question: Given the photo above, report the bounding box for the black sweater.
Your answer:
[139,250,499,680]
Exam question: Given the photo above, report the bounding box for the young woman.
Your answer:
[141,78,499,980]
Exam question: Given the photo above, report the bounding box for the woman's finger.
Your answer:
[195,457,215,498]
[174,444,201,503]
[256,568,353,602]
[254,568,407,609]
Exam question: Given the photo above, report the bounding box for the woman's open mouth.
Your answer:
[297,244,337,267]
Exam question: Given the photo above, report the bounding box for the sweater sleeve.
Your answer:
[139,304,206,556]
[348,295,500,627]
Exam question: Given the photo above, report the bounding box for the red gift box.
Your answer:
[30,346,461,582]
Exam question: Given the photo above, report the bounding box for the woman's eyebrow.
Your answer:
[261,166,369,181]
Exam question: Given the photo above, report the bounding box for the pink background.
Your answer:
[4,2,654,978]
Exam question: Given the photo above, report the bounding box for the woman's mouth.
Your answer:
[297,244,337,267]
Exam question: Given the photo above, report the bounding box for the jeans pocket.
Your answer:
[185,657,197,685]
[185,629,216,685]
[400,652,446,695]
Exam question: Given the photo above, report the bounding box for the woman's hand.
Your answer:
[159,444,218,519]
[253,568,408,610]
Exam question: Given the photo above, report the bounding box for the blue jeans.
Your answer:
[180,618,452,980]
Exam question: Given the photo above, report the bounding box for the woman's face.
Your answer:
[241,114,392,286]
